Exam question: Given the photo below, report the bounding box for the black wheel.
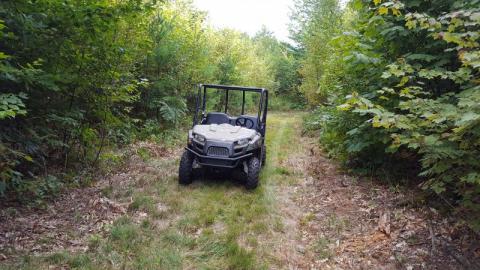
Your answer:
[245,156,260,190]
[261,144,266,167]
[179,150,194,185]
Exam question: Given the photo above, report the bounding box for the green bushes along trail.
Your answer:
[295,0,480,228]
[0,0,302,200]
[1,0,480,228]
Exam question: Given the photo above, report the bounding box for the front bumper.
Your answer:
[185,147,252,168]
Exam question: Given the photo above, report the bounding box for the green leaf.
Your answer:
[423,135,439,146]
[431,181,446,194]
[461,173,480,184]
[456,112,480,126]
[405,54,437,62]
[378,6,389,15]
[0,52,9,60]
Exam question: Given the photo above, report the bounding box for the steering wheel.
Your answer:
[235,117,255,129]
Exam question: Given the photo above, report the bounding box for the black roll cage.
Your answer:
[192,84,269,136]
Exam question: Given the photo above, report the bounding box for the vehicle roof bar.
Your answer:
[225,90,229,114]
[202,84,207,112]
[241,91,245,115]
[202,84,265,93]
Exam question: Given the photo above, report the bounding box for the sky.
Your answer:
[192,0,294,42]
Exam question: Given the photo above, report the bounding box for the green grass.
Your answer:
[43,252,92,269]
[2,112,305,270]
[313,236,333,260]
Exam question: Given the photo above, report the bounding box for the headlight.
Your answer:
[236,138,250,145]
[194,133,206,143]
[246,135,261,151]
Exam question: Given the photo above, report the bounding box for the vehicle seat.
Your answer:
[204,112,230,125]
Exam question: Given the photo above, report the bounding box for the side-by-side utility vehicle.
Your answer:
[178,84,268,189]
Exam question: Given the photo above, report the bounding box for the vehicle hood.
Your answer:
[192,124,257,142]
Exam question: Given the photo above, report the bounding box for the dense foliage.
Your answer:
[9,0,478,229]
[0,0,302,201]
[295,0,480,227]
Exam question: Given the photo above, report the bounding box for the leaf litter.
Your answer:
[284,137,480,269]
[0,130,479,269]
[0,142,177,262]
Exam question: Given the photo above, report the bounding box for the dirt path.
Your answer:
[263,113,479,269]
[266,113,480,269]
[1,112,479,269]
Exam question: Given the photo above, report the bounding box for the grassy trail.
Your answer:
[3,112,308,269]
[4,112,470,269]
[104,112,306,269]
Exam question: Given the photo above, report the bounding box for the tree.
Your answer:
[296,0,480,228]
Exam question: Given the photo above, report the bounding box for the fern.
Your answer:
[159,96,187,125]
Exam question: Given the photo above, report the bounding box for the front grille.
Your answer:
[207,146,229,157]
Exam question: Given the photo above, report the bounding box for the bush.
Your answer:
[295,0,480,228]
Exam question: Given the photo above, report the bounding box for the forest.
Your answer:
[0,0,300,200]
[296,0,480,229]
[1,0,480,268]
